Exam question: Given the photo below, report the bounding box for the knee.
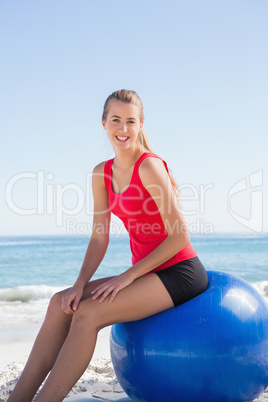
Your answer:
[71,300,100,332]
[46,291,63,317]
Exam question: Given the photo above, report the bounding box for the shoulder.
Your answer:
[92,161,109,190]
[93,158,114,176]
[92,161,106,175]
[139,155,168,176]
[139,155,169,186]
[139,155,165,170]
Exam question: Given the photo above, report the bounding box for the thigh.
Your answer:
[81,276,116,300]
[53,277,117,315]
[57,276,116,300]
[77,273,175,329]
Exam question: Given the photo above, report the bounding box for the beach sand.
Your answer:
[0,325,131,401]
[0,325,267,401]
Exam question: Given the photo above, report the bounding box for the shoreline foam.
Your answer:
[0,282,267,401]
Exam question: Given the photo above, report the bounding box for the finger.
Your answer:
[91,288,104,300]
[63,295,74,311]
[98,287,112,302]
[93,288,109,301]
[91,285,105,296]
[99,286,115,303]
[109,288,119,303]
[91,287,99,295]
[62,304,74,315]
[92,284,111,300]
[65,296,72,308]
[91,281,112,295]
[72,295,81,311]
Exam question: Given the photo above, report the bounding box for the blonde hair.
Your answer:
[102,89,178,195]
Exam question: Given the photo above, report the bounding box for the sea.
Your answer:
[0,233,268,333]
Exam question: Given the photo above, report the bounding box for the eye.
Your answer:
[128,121,135,124]
[112,119,120,122]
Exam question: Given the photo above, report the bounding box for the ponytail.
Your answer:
[102,89,179,197]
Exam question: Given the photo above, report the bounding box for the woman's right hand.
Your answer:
[61,284,84,315]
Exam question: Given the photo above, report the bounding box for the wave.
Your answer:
[0,235,80,247]
[0,280,267,304]
[0,240,55,247]
[251,281,268,301]
[191,232,268,239]
[0,285,67,302]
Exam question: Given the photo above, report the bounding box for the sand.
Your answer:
[0,326,131,401]
[0,325,267,401]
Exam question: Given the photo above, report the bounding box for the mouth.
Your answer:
[116,136,129,142]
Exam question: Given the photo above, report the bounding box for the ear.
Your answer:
[139,121,144,131]
[102,119,106,130]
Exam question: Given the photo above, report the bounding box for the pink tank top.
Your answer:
[104,152,197,273]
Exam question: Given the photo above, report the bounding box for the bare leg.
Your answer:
[35,273,174,402]
[7,292,72,402]
[8,277,112,402]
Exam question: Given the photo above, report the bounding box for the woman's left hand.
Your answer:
[91,271,134,303]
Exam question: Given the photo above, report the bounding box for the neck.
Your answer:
[113,147,143,169]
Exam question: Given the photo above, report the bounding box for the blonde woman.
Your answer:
[9,89,208,401]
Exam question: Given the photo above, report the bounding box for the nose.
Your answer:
[119,122,128,133]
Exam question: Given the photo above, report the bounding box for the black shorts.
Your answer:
[155,256,208,307]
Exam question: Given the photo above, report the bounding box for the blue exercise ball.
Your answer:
[110,270,268,402]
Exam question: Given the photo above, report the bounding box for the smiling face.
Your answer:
[102,100,143,151]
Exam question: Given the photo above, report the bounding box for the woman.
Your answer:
[8,89,208,401]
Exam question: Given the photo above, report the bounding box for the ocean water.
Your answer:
[0,234,268,329]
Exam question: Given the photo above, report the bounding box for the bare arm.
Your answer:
[92,157,189,302]
[62,162,111,313]
[126,157,189,279]
[73,236,109,288]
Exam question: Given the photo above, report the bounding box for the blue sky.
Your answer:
[1,0,267,235]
